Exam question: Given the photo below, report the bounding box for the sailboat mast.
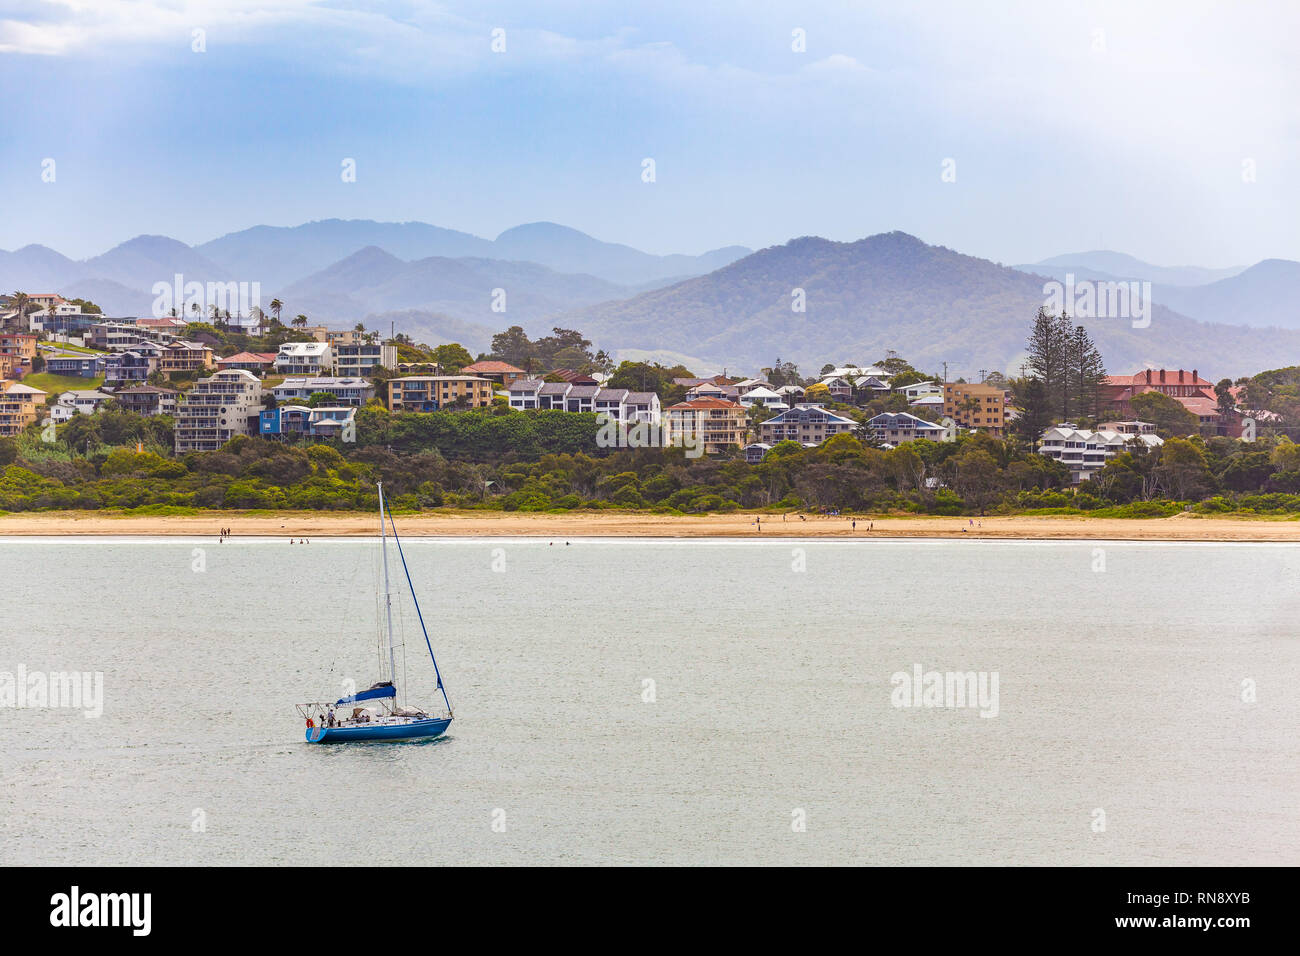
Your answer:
[378,482,398,697]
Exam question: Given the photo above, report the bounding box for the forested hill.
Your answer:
[565,232,1300,378]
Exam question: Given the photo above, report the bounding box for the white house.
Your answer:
[902,380,944,400]
[738,386,788,410]
[1038,424,1163,483]
[51,389,114,422]
[275,341,333,376]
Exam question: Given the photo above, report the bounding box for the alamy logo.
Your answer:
[890,664,999,718]
[151,273,261,320]
[50,886,151,936]
[1042,273,1151,329]
[0,665,103,718]
[595,412,702,458]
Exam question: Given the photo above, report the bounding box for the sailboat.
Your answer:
[296,482,453,743]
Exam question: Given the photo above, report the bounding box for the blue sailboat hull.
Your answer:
[305,717,451,744]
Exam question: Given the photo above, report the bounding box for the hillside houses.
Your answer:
[507,379,662,422]
[1039,423,1164,483]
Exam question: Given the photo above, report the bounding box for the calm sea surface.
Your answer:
[2,536,1297,866]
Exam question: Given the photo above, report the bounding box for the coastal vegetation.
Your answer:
[5,402,1300,517]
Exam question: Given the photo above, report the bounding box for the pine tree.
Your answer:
[1026,307,1069,420]
[1069,324,1107,421]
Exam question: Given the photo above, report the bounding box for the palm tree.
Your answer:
[354,322,366,334]
[269,299,283,324]
[6,291,29,330]
[292,314,308,328]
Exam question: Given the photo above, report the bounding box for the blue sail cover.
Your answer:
[335,683,396,705]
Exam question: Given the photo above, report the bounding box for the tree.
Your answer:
[292,315,308,328]
[1026,308,1070,420]
[1130,391,1199,436]
[490,326,533,368]
[876,351,915,377]
[1069,324,1107,420]
[1214,378,1236,418]
[804,382,832,402]
[1011,376,1052,440]
[1156,438,1214,500]
[950,446,1002,514]
[269,299,283,324]
[432,343,473,373]
[762,358,801,388]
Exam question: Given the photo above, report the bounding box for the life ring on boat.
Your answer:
[306,718,314,728]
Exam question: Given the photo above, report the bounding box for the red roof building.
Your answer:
[461,360,526,386]
[1101,368,1241,436]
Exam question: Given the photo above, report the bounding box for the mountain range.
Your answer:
[2,219,1297,377]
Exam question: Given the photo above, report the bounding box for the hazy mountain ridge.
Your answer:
[276,247,635,329]
[1022,251,1246,287]
[566,232,1300,378]
[1,219,751,318]
[3,225,1298,375]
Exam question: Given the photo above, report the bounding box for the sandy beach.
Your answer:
[2,510,1300,540]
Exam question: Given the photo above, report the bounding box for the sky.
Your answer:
[1,0,1297,266]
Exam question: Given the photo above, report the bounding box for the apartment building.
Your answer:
[663,398,747,454]
[332,341,397,377]
[0,382,47,436]
[274,341,334,376]
[1038,424,1164,483]
[386,376,495,412]
[174,369,265,452]
[158,341,216,376]
[273,376,375,407]
[758,404,856,444]
[943,382,1006,436]
[0,333,37,377]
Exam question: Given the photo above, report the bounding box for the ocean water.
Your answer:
[2,535,1297,866]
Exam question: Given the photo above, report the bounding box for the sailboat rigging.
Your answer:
[296,482,453,743]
